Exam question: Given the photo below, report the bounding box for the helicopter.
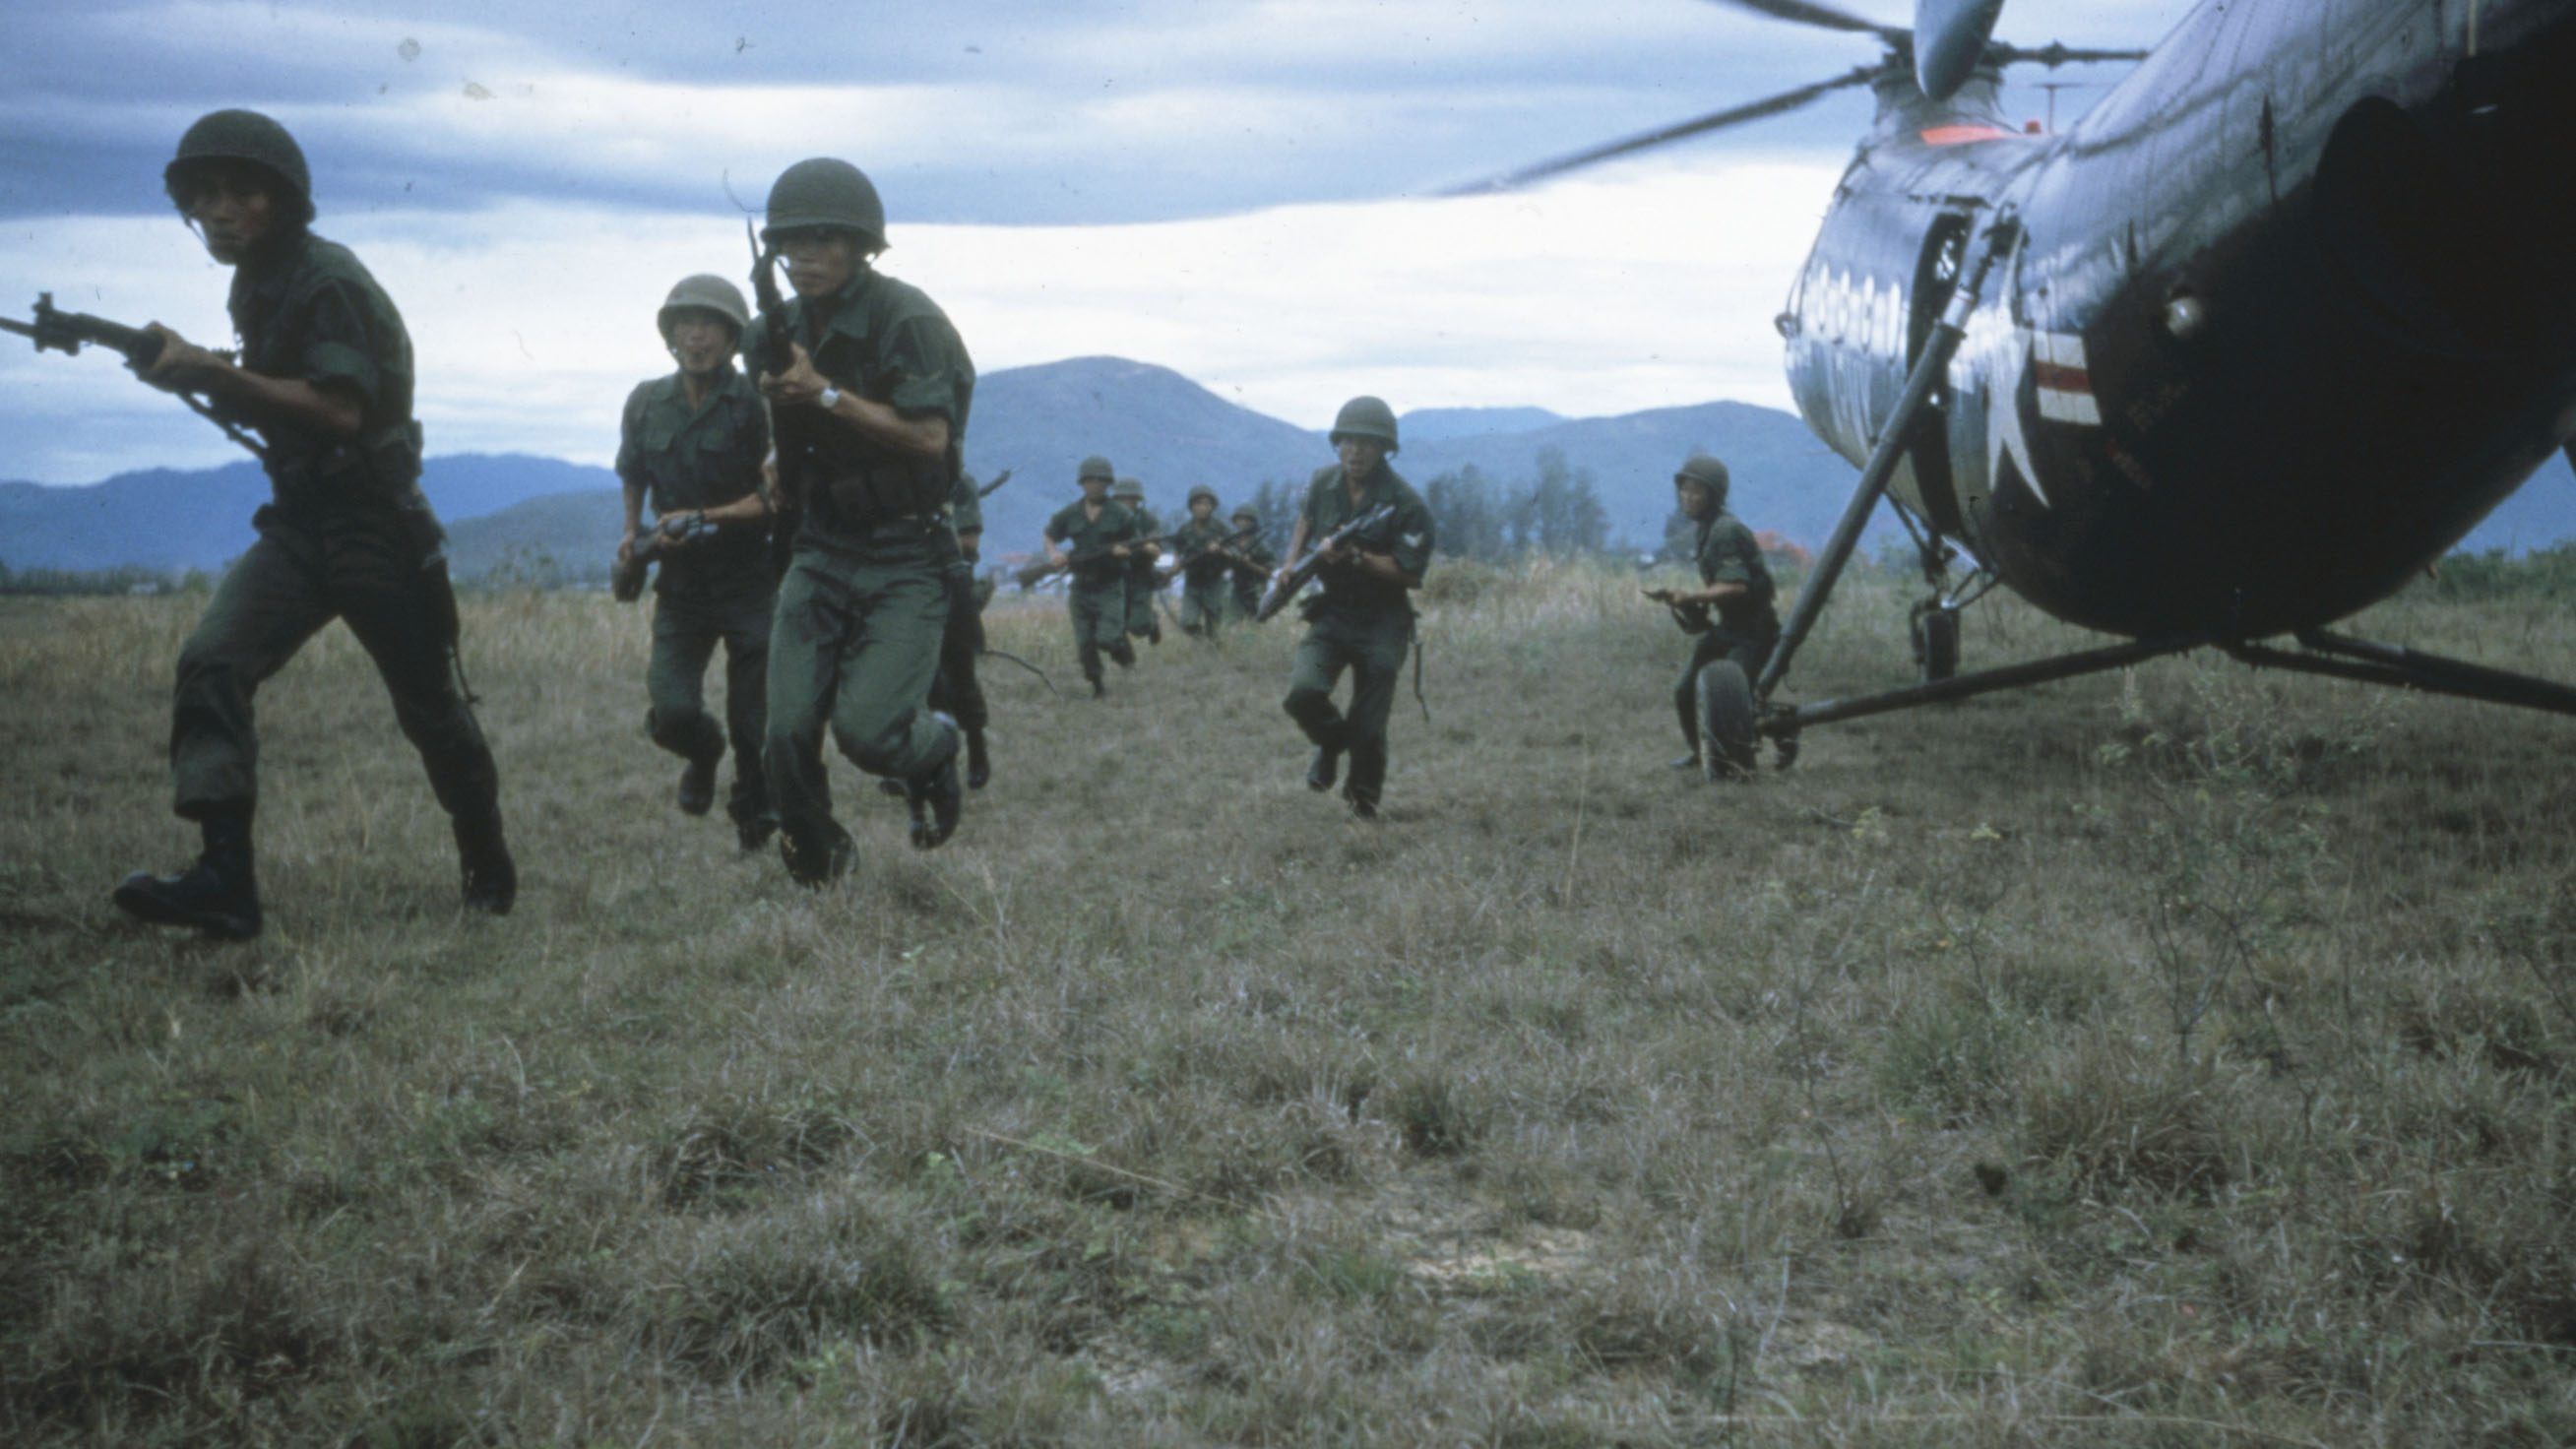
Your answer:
[1466,0,2576,754]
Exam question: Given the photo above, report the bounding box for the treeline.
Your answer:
[2430,540,2576,602]
[0,561,200,597]
[1233,447,1614,563]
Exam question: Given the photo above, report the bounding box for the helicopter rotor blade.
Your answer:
[1700,0,1907,42]
[1443,68,1875,195]
[1914,0,2005,98]
[1991,40,2151,67]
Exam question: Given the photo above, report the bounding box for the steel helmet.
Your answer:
[165,109,313,224]
[657,274,751,345]
[1187,483,1219,506]
[1231,505,1259,525]
[1329,395,1400,452]
[1113,477,1146,502]
[762,158,887,251]
[1674,454,1730,504]
[1077,455,1115,484]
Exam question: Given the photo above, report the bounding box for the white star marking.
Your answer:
[1985,334,2050,510]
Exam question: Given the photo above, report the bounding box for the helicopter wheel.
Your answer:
[1697,662,1759,782]
[1912,604,1961,683]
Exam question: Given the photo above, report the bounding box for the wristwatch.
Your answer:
[816,384,842,410]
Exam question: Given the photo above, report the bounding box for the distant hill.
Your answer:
[4,357,2570,577]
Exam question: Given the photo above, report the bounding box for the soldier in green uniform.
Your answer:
[931,469,993,789]
[112,109,512,940]
[748,158,974,884]
[1113,476,1165,647]
[1225,504,1277,621]
[617,274,777,849]
[1041,456,1145,698]
[1162,484,1239,640]
[1643,454,1780,780]
[1278,397,1436,819]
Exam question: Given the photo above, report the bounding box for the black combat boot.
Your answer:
[677,751,720,816]
[1306,743,1342,792]
[455,812,517,915]
[781,824,855,887]
[965,727,991,790]
[1110,640,1136,669]
[906,716,965,850]
[1089,674,1106,699]
[737,813,778,852]
[1343,786,1379,821]
[113,808,261,941]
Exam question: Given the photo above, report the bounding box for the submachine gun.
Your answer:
[4,292,265,458]
[1254,503,1397,621]
[610,512,721,601]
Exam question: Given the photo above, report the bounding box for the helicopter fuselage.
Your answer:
[1783,0,2576,639]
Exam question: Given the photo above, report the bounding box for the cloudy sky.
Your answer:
[0,0,2187,484]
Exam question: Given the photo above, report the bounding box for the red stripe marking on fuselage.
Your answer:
[1919,124,2017,146]
[2032,360,2092,394]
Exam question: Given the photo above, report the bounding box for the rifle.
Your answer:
[1013,536,1131,591]
[1643,587,1713,634]
[744,223,803,580]
[611,512,721,601]
[1255,503,1397,622]
[976,468,1013,499]
[4,292,264,458]
[1157,524,1258,584]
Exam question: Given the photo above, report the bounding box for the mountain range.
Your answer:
[5,355,2572,580]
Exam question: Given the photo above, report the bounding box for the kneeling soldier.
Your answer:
[1279,396,1435,819]
[1644,454,1779,779]
[617,274,778,849]
[114,109,512,939]
[750,157,974,884]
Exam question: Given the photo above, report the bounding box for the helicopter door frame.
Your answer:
[1899,212,1974,537]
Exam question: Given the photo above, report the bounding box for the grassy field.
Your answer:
[3,562,2573,1446]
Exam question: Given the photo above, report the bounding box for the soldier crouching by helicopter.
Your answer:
[748,157,974,884]
[615,274,778,849]
[1643,454,1779,780]
[1278,396,1435,819]
[112,109,513,940]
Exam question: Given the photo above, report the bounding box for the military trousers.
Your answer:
[928,568,987,731]
[763,531,960,854]
[1124,572,1162,639]
[1179,576,1228,638]
[649,580,775,826]
[1675,629,1777,751]
[1284,605,1414,808]
[1228,574,1266,622]
[1067,576,1129,683]
[170,505,500,824]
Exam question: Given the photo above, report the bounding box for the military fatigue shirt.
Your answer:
[1043,499,1143,583]
[947,472,984,538]
[752,266,974,549]
[1297,463,1435,615]
[228,230,423,515]
[615,365,771,591]
[1166,516,1238,583]
[1127,506,1165,580]
[1693,509,1780,636]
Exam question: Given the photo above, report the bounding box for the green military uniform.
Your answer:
[170,229,502,837]
[757,262,974,875]
[928,469,988,756]
[1226,510,1277,620]
[617,363,774,833]
[1284,462,1435,814]
[1043,492,1143,689]
[1122,493,1165,645]
[1674,506,1780,756]
[1165,509,1237,638]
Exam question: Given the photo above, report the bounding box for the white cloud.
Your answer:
[0,155,1837,482]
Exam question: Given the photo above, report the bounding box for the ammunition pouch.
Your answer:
[267,420,426,517]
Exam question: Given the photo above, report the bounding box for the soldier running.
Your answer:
[1643,454,1780,780]
[748,158,974,884]
[1163,484,1238,640]
[1040,456,1145,697]
[1225,503,1277,621]
[932,469,994,789]
[616,274,778,849]
[1113,476,1165,648]
[113,109,514,940]
[1278,397,1435,819]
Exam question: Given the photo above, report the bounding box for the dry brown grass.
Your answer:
[3,563,2573,1446]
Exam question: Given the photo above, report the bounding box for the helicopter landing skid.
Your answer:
[2226,629,2576,717]
[1762,634,2205,740]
